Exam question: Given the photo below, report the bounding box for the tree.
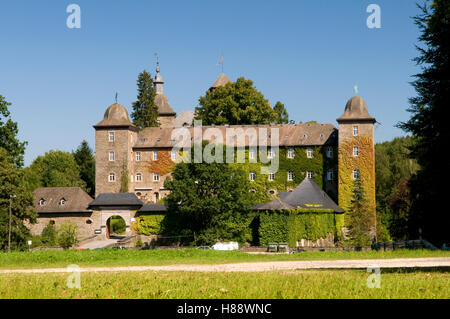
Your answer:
[131,70,159,129]
[273,101,289,124]
[375,137,419,240]
[23,150,87,192]
[0,95,27,167]
[41,221,58,246]
[397,0,450,245]
[195,77,282,125]
[0,147,36,250]
[73,140,95,197]
[164,142,255,245]
[346,177,372,247]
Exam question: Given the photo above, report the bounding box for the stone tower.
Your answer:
[154,63,176,127]
[337,96,377,234]
[93,103,138,197]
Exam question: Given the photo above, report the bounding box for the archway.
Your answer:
[105,215,127,239]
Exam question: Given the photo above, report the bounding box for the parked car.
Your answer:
[196,246,212,249]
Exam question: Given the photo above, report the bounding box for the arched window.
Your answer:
[39,199,46,206]
[59,198,66,205]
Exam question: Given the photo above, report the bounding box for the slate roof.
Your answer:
[337,96,376,123]
[89,193,143,208]
[33,187,93,213]
[133,123,337,149]
[155,93,176,115]
[94,103,137,128]
[174,111,195,127]
[138,203,168,213]
[253,179,344,213]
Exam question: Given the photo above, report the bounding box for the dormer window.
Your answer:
[39,199,46,206]
[109,132,115,142]
[59,198,66,206]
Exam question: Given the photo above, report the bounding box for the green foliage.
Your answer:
[131,70,159,129]
[396,0,450,245]
[133,214,165,236]
[346,177,372,247]
[195,77,280,125]
[41,222,58,246]
[273,101,289,124]
[135,239,143,248]
[57,222,78,249]
[110,216,126,235]
[0,95,27,167]
[23,150,86,192]
[0,147,36,251]
[164,142,254,245]
[73,140,95,197]
[257,209,340,246]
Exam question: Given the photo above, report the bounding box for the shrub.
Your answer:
[57,222,78,249]
[110,216,126,235]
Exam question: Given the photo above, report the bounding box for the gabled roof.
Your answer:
[253,179,344,213]
[33,187,93,213]
[89,193,143,208]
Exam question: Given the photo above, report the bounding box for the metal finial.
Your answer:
[115,92,118,103]
[354,85,358,96]
[154,53,159,72]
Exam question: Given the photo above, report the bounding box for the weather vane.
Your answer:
[115,92,118,103]
[354,85,358,96]
[155,52,159,66]
[216,52,224,73]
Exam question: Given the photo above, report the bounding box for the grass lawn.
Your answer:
[0,248,449,270]
[0,269,448,299]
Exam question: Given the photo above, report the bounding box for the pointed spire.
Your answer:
[154,58,164,95]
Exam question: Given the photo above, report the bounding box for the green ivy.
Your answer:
[132,213,165,236]
[257,209,342,246]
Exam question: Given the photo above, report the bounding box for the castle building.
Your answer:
[93,66,376,227]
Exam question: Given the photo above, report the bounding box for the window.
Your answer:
[268,172,275,181]
[307,148,313,158]
[109,132,115,142]
[352,169,360,180]
[327,147,333,158]
[39,199,46,206]
[307,171,314,179]
[249,149,256,160]
[287,171,294,181]
[153,151,158,161]
[171,150,177,161]
[136,152,141,162]
[154,192,160,203]
[153,173,159,182]
[249,172,256,182]
[136,173,142,182]
[287,148,294,159]
[59,198,66,205]
[267,148,275,159]
[109,173,115,182]
[109,151,115,161]
[353,126,359,136]
[353,146,359,157]
[327,170,334,181]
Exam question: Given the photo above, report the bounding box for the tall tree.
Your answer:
[346,177,373,247]
[195,77,281,125]
[0,147,36,250]
[23,150,87,192]
[131,70,159,129]
[0,95,27,167]
[73,140,95,197]
[164,142,254,245]
[273,101,289,124]
[397,0,450,245]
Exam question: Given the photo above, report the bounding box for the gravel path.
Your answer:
[1,257,449,274]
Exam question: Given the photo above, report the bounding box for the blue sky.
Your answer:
[0,0,421,166]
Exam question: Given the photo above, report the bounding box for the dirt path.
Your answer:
[1,257,449,274]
